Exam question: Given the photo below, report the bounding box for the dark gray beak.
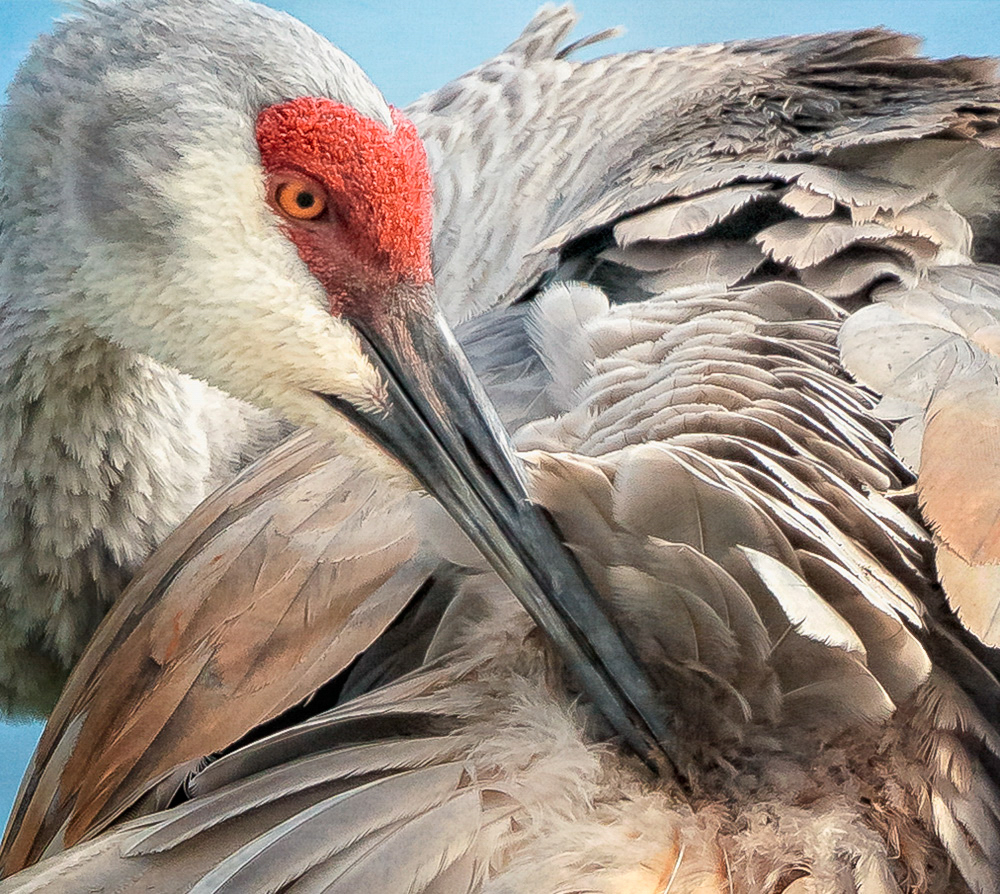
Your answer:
[321,285,675,772]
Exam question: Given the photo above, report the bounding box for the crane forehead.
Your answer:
[255,97,433,281]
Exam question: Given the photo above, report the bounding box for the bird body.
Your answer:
[1,3,1000,893]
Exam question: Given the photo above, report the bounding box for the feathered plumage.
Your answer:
[2,4,1000,893]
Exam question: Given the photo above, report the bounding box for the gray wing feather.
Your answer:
[840,266,1000,648]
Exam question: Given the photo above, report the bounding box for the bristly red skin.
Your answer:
[255,98,434,319]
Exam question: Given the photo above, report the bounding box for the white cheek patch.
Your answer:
[71,123,386,422]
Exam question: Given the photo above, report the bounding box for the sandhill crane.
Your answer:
[2,1,1000,892]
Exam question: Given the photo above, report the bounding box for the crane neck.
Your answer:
[0,302,282,713]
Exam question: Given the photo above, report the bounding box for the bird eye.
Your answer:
[272,177,327,221]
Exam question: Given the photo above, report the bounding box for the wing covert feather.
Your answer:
[0,431,437,872]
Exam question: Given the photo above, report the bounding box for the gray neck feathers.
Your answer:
[0,303,284,714]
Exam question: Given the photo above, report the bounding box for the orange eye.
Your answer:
[273,177,327,221]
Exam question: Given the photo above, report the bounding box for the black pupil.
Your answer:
[296,191,315,210]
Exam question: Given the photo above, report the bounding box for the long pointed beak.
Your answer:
[321,285,676,772]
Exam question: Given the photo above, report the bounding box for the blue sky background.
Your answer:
[1,0,999,833]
